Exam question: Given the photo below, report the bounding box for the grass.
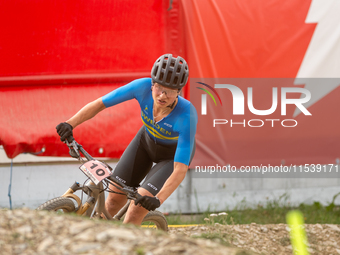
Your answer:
[135,247,145,255]
[166,193,340,250]
[165,192,340,225]
[198,232,232,246]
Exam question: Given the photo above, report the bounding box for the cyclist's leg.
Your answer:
[141,160,174,195]
[104,185,128,218]
[124,160,173,225]
[106,127,153,217]
[124,136,196,225]
[123,187,154,225]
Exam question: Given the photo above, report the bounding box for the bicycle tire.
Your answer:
[36,197,76,212]
[142,210,168,232]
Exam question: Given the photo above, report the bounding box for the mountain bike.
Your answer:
[36,137,168,231]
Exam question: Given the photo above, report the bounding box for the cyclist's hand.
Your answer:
[56,122,73,142]
[135,196,160,211]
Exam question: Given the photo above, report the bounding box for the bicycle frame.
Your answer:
[60,138,139,221]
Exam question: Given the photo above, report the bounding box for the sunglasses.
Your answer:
[153,84,179,97]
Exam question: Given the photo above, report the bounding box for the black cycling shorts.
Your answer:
[111,126,195,196]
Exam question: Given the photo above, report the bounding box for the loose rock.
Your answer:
[1,208,340,255]
[0,209,251,255]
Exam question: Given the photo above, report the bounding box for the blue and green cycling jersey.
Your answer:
[102,78,197,166]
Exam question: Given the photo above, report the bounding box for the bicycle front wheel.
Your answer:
[36,197,76,213]
[142,210,168,231]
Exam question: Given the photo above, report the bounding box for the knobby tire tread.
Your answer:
[37,198,168,231]
[142,210,168,231]
[36,197,76,212]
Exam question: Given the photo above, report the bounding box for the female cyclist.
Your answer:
[56,54,197,225]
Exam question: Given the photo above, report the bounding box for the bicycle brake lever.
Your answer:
[71,140,80,156]
[123,187,140,200]
[66,140,81,158]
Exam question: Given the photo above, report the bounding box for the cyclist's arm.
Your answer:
[66,98,106,128]
[66,78,151,128]
[156,162,188,204]
[156,104,197,204]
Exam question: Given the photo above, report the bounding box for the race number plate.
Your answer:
[79,160,111,185]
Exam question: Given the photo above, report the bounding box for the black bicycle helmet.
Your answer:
[151,54,189,89]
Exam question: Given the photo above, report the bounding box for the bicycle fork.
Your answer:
[61,181,112,219]
[61,182,93,215]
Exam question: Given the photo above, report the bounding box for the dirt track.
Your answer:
[1,208,340,255]
[170,223,340,254]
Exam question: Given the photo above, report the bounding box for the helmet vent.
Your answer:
[181,75,185,84]
[153,66,159,76]
[166,70,173,83]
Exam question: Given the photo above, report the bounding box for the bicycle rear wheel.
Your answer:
[36,197,76,213]
[142,210,168,231]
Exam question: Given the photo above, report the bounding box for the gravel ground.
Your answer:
[169,223,340,254]
[0,208,252,255]
[1,208,340,255]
